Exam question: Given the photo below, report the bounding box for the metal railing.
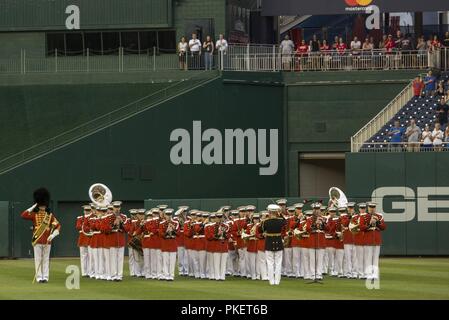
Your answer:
[2,45,444,74]
[351,80,415,152]
[221,48,436,72]
[353,142,449,153]
[0,71,219,174]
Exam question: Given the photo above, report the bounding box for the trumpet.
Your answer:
[349,216,361,233]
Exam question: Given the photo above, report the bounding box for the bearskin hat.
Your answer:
[33,188,51,208]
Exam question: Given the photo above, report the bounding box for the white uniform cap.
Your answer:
[267,204,281,212]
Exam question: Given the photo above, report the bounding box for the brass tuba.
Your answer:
[89,183,113,208]
[328,187,348,209]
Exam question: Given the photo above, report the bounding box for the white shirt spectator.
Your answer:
[189,39,202,52]
[178,42,188,53]
[432,129,444,145]
[405,124,421,142]
[351,40,362,50]
[216,39,228,52]
[280,39,295,55]
[422,130,432,145]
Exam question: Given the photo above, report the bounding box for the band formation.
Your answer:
[21,188,387,286]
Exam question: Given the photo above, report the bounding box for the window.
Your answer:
[65,32,83,55]
[102,32,120,54]
[46,33,65,56]
[158,30,176,53]
[121,32,139,53]
[85,32,102,54]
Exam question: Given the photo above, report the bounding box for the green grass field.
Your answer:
[0,257,448,299]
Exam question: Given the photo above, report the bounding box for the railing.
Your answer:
[221,49,435,72]
[2,45,443,74]
[353,142,449,153]
[0,71,219,174]
[351,80,415,152]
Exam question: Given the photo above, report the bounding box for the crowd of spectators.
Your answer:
[387,72,449,152]
[280,31,449,70]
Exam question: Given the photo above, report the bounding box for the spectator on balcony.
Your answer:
[310,34,320,53]
[388,120,405,152]
[369,36,376,49]
[432,123,444,151]
[178,36,188,70]
[320,40,331,70]
[385,35,395,54]
[332,36,340,51]
[431,35,441,50]
[362,38,373,52]
[444,125,449,144]
[337,38,347,55]
[296,40,309,56]
[416,36,427,55]
[320,40,330,53]
[215,34,228,55]
[424,71,437,97]
[280,34,295,70]
[400,34,414,52]
[412,76,424,97]
[394,30,403,49]
[203,35,214,70]
[421,124,433,151]
[405,118,422,152]
[350,36,362,56]
[188,33,202,70]
[436,98,449,128]
[379,35,387,50]
[443,32,449,47]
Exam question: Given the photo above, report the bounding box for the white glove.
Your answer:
[26,203,37,212]
[48,229,59,242]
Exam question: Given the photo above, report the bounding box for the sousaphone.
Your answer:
[328,187,348,208]
[89,183,113,208]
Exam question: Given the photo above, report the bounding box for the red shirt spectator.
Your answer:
[412,77,424,97]
[296,40,309,56]
[320,41,330,54]
[385,35,395,53]
[337,40,346,55]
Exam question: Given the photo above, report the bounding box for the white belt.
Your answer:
[193,235,205,238]
[92,231,101,235]
[325,235,333,239]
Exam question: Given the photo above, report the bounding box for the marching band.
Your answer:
[21,185,387,284]
[74,199,386,284]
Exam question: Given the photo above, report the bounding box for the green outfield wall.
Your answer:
[346,152,449,255]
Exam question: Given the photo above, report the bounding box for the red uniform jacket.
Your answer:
[225,220,236,251]
[101,213,127,248]
[204,223,218,253]
[351,214,367,246]
[142,218,161,249]
[231,218,247,249]
[295,219,310,249]
[340,213,354,244]
[159,219,180,252]
[360,213,386,246]
[191,221,206,251]
[305,216,326,249]
[76,214,91,247]
[289,217,301,247]
[183,219,194,250]
[174,218,185,247]
[21,210,61,245]
[325,216,337,248]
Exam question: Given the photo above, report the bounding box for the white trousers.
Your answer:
[322,247,328,274]
[308,248,324,279]
[87,246,95,277]
[247,252,257,280]
[300,247,310,279]
[335,249,344,276]
[210,252,228,280]
[257,250,268,280]
[266,250,283,285]
[355,245,365,278]
[143,248,151,278]
[343,244,357,277]
[109,246,124,280]
[192,250,207,278]
[97,248,105,279]
[283,247,293,276]
[161,251,177,280]
[364,245,380,280]
[133,249,144,277]
[326,247,336,275]
[237,248,247,277]
[103,248,111,280]
[206,252,213,279]
[79,246,89,276]
[226,250,238,275]
[292,247,301,277]
[187,249,195,276]
[177,246,187,275]
[128,246,135,276]
[150,249,161,279]
[33,244,51,281]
